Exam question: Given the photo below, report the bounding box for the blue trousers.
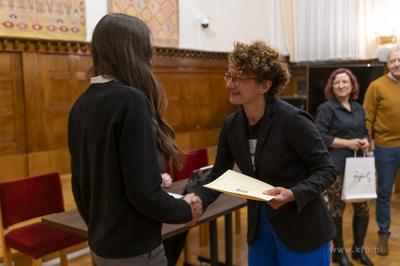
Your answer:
[248,205,331,266]
[374,145,400,236]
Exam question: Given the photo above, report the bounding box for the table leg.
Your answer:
[225,213,233,266]
[197,219,218,266]
[197,215,236,266]
[209,219,218,266]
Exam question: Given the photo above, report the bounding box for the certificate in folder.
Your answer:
[203,170,275,201]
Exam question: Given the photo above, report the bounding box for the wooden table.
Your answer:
[42,180,247,266]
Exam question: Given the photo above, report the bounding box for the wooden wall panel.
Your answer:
[0,52,25,155]
[21,53,91,177]
[0,154,28,182]
[68,54,92,102]
[0,52,28,180]
[28,149,71,176]
[153,52,234,150]
[23,53,68,151]
[22,53,91,152]
[0,38,232,181]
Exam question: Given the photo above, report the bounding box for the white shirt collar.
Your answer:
[388,72,400,84]
[90,75,113,84]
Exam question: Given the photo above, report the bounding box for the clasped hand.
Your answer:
[348,138,369,153]
[183,193,203,227]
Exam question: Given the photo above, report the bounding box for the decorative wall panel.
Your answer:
[0,0,86,41]
[108,0,179,47]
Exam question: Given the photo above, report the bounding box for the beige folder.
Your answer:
[204,170,275,201]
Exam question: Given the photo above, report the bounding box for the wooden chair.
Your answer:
[0,173,87,266]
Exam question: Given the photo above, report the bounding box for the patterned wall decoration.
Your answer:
[109,0,179,47]
[0,0,86,41]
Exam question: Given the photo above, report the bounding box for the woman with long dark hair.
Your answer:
[68,13,202,265]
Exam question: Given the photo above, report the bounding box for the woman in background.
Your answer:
[196,40,337,266]
[68,13,201,266]
[315,68,373,266]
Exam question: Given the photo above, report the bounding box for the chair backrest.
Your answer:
[175,148,209,181]
[0,172,64,228]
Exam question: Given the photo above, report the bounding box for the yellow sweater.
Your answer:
[363,75,400,148]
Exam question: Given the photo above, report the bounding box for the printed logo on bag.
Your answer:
[353,170,373,182]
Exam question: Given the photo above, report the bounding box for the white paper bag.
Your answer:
[341,152,377,203]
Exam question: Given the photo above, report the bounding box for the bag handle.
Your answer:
[354,150,366,157]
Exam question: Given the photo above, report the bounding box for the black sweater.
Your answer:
[68,80,192,258]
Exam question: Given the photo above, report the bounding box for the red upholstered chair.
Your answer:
[0,173,87,266]
[167,148,209,181]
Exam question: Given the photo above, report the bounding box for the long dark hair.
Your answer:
[88,13,184,168]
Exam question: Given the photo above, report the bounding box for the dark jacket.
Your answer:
[197,98,337,252]
[68,81,192,258]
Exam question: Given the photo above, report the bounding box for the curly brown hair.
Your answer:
[228,40,290,99]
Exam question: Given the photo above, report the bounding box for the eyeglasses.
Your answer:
[224,72,257,87]
[332,80,350,87]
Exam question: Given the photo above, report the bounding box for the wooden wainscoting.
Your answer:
[0,52,27,180]
[0,42,92,182]
[152,48,233,150]
[0,37,233,183]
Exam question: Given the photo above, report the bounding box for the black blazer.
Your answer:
[198,98,337,252]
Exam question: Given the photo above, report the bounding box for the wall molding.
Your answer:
[155,47,228,60]
[0,37,91,55]
[0,37,228,60]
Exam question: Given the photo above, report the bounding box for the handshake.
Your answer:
[183,193,203,227]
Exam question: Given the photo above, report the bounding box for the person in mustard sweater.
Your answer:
[363,45,400,256]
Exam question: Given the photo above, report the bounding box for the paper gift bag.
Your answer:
[341,152,377,203]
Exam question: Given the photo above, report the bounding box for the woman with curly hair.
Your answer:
[196,40,337,265]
